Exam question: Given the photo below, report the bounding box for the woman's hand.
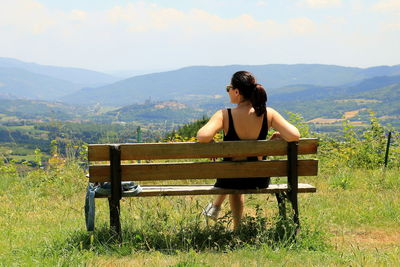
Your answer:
[269,131,283,140]
[269,108,300,142]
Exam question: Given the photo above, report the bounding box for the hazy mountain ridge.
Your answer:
[0,58,118,101]
[271,81,400,128]
[1,59,399,128]
[0,98,208,125]
[0,98,87,121]
[100,100,206,123]
[0,57,118,86]
[269,74,400,103]
[0,67,83,100]
[61,64,400,106]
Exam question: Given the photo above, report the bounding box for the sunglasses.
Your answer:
[226,85,234,92]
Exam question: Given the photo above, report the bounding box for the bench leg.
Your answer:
[109,145,122,241]
[108,198,121,239]
[287,142,300,230]
[287,191,300,228]
[275,193,287,219]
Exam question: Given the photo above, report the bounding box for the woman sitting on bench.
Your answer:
[197,70,300,230]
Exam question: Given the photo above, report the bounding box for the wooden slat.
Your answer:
[88,138,318,161]
[88,144,110,161]
[94,183,316,198]
[89,159,318,182]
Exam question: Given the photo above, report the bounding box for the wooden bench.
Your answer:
[88,138,318,237]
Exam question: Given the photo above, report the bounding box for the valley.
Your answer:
[1,59,399,165]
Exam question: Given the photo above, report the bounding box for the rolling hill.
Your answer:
[0,57,117,86]
[0,67,83,100]
[61,64,400,106]
[0,98,88,121]
[269,75,400,103]
[98,100,207,124]
[270,77,400,128]
[1,60,399,129]
[0,57,119,101]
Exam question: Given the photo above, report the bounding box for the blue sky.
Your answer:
[1,0,399,72]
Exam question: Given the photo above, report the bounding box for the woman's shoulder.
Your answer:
[219,108,229,118]
[210,109,225,118]
[266,107,281,118]
[266,107,275,117]
[266,107,280,127]
[208,109,227,124]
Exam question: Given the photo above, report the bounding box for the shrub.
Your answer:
[330,112,399,169]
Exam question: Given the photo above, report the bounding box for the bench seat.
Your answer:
[95,183,316,198]
[87,139,319,236]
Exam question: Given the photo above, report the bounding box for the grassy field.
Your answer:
[0,158,399,266]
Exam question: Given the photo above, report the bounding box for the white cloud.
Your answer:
[105,3,282,36]
[189,9,282,36]
[70,10,87,21]
[256,1,268,7]
[1,0,399,70]
[382,22,400,31]
[0,1,292,69]
[301,0,342,8]
[289,17,316,34]
[0,0,315,39]
[371,1,400,32]
[327,16,347,25]
[0,0,57,34]
[107,3,188,32]
[350,0,365,13]
[372,0,400,12]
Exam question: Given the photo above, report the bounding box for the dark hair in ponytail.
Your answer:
[231,71,267,116]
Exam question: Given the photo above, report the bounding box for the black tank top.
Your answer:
[223,108,268,162]
[215,108,271,189]
[224,108,268,141]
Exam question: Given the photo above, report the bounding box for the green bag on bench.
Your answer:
[85,182,142,231]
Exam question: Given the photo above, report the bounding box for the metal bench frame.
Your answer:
[88,139,318,238]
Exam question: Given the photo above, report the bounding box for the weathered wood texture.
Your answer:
[88,139,318,161]
[94,183,316,198]
[89,159,318,182]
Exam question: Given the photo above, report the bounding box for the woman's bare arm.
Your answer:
[269,108,300,142]
[197,110,224,143]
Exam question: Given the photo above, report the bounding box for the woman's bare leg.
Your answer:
[229,194,244,229]
[213,194,226,207]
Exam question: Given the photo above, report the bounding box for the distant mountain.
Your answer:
[270,76,400,127]
[0,57,118,86]
[0,67,83,100]
[0,97,209,125]
[99,100,207,123]
[62,64,400,106]
[91,75,400,127]
[269,75,400,103]
[0,97,88,121]
[1,60,399,128]
[107,68,172,79]
[1,75,399,128]
[357,65,400,78]
[346,75,400,94]
[0,57,121,100]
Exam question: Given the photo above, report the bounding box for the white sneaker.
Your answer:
[202,203,221,221]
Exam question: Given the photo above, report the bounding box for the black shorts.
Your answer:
[214,177,270,190]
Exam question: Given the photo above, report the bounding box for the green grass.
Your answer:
[0,162,399,266]
[5,125,35,131]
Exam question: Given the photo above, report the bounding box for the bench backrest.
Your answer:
[88,138,318,183]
